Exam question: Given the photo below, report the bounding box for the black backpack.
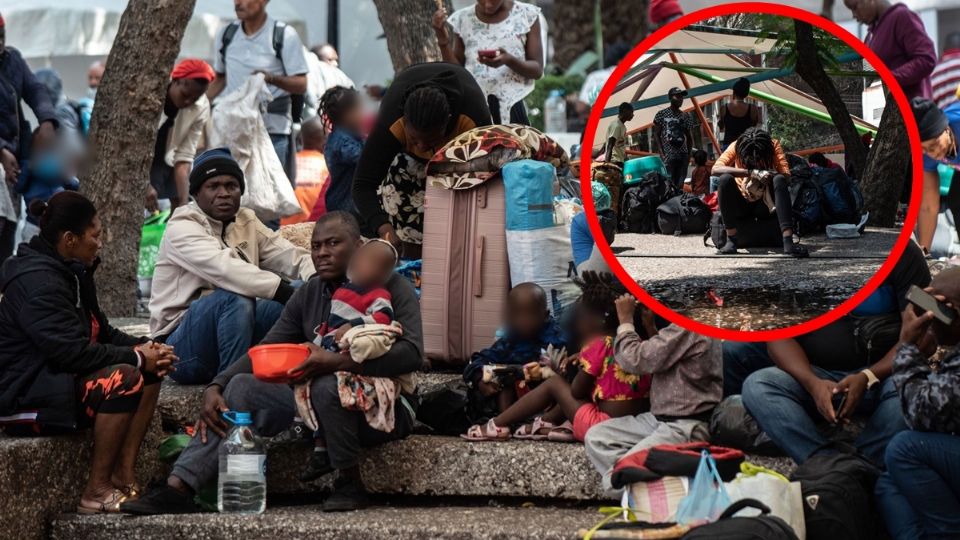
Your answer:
[790,176,823,236]
[704,211,727,249]
[657,194,712,235]
[812,167,863,225]
[790,443,881,540]
[681,499,799,540]
[221,21,305,123]
[621,172,677,233]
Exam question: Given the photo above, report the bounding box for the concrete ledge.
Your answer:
[0,414,165,540]
[51,504,601,540]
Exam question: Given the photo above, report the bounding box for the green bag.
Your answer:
[138,210,170,279]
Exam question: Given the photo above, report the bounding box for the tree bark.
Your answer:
[82,0,197,316]
[373,0,454,71]
[551,0,650,72]
[860,96,908,227]
[793,21,868,178]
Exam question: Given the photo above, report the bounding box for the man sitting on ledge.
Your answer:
[123,212,423,513]
[149,148,315,385]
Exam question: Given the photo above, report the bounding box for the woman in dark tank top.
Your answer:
[719,77,760,149]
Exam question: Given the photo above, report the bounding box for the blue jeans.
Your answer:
[741,366,907,465]
[722,341,773,397]
[876,431,960,540]
[166,289,284,385]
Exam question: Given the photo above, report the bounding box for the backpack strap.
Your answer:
[219,22,241,71]
[272,21,287,75]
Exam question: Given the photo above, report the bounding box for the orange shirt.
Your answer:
[282,150,328,226]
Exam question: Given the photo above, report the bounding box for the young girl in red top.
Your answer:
[462,272,650,441]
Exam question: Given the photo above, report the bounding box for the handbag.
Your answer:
[724,463,805,539]
[674,450,731,525]
[850,312,901,364]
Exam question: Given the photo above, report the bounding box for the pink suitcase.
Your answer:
[420,179,510,367]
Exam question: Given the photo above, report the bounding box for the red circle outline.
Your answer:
[579,2,923,342]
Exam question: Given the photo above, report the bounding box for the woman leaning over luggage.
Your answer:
[711,127,809,258]
[352,62,492,260]
[432,0,544,125]
[0,192,176,513]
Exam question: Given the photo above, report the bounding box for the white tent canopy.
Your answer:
[2,0,306,99]
[593,27,878,150]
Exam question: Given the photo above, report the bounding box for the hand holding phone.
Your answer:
[906,285,957,324]
[478,49,499,59]
[831,392,847,424]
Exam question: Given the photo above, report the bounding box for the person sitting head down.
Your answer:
[506,282,550,342]
[188,148,245,222]
[403,84,455,156]
[912,97,956,162]
[735,127,776,170]
[346,239,398,290]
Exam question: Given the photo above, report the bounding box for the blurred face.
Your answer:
[62,215,103,267]
[506,288,548,341]
[669,94,683,108]
[404,121,449,157]
[235,0,268,21]
[347,242,396,288]
[169,79,208,109]
[317,45,339,67]
[574,302,606,341]
[921,128,956,161]
[88,63,105,89]
[311,222,362,281]
[844,0,879,25]
[477,0,507,16]
[195,174,242,222]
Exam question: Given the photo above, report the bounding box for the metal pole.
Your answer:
[327,0,339,51]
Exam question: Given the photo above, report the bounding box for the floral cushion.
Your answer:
[427,124,569,190]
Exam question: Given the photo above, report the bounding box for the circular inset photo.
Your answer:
[578,4,922,340]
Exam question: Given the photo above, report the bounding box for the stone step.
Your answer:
[51,503,603,540]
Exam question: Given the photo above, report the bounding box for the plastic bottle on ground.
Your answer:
[544,89,567,133]
[217,411,266,514]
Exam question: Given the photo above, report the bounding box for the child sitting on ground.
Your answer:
[297,238,408,482]
[462,272,651,442]
[463,283,568,418]
[583,292,722,490]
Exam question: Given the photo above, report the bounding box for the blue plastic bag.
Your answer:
[675,450,732,525]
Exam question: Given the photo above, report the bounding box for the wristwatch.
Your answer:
[860,368,880,390]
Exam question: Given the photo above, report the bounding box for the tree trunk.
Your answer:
[793,21,868,177]
[82,0,196,316]
[860,96,908,227]
[373,0,454,71]
[551,0,650,72]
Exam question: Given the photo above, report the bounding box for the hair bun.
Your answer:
[28,199,49,218]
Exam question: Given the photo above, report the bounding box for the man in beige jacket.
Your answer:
[149,148,315,385]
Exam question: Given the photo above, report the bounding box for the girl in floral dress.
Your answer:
[433,0,544,125]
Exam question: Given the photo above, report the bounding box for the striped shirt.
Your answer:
[317,282,394,350]
[932,50,960,110]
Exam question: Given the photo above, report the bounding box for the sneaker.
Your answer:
[717,239,738,255]
[321,477,370,512]
[784,243,809,258]
[299,450,334,483]
[119,485,200,515]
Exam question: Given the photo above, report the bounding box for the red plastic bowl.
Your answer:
[249,344,310,383]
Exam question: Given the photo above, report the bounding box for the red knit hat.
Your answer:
[649,0,683,25]
[171,59,215,82]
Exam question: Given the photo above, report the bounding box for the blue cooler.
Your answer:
[624,156,667,186]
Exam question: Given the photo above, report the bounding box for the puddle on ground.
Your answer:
[644,285,858,330]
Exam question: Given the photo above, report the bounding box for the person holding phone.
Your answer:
[875,268,960,540]
[432,0,544,124]
[741,240,932,466]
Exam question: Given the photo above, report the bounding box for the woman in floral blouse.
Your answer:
[432,0,544,125]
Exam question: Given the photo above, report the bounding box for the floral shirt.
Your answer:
[448,2,541,123]
[580,336,651,403]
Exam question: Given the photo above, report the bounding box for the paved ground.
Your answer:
[612,227,901,329]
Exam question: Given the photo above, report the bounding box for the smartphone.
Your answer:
[906,285,957,325]
[478,49,498,59]
[832,392,847,417]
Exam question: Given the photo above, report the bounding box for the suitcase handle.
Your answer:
[473,235,484,297]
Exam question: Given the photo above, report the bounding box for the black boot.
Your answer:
[322,475,370,512]
[299,449,334,483]
[120,485,200,515]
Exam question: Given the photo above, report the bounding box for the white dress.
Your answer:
[447,2,541,123]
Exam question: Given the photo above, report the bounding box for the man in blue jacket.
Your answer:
[0,12,58,263]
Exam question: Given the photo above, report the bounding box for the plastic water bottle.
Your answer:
[544,89,567,133]
[217,411,266,514]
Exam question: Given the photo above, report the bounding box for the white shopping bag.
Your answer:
[208,74,301,222]
[725,470,806,539]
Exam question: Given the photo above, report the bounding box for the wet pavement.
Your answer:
[613,227,901,329]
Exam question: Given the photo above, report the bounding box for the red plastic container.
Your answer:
[249,344,310,383]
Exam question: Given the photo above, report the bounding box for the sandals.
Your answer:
[513,417,555,440]
[460,419,510,441]
[546,420,575,442]
[77,489,128,514]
